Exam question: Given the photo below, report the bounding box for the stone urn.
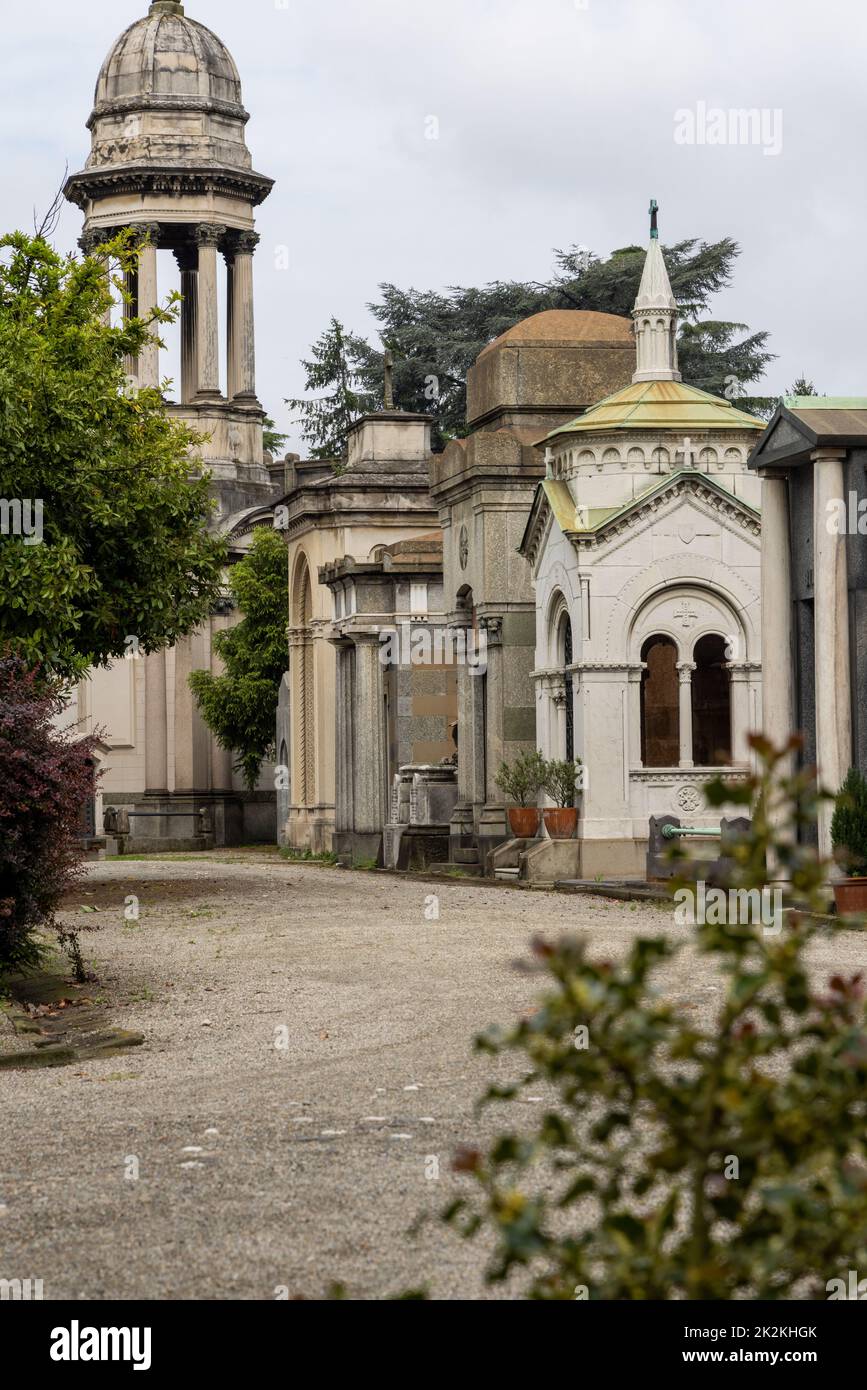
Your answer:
[508,807,541,838]
[543,808,578,840]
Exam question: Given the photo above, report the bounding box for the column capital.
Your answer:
[193,223,227,249]
[174,245,198,273]
[676,661,696,683]
[131,223,162,247]
[479,615,503,645]
[230,231,260,256]
[811,447,848,464]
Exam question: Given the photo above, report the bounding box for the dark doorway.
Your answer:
[640,635,679,767]
[562,614,574,762]
[692,634,732,766]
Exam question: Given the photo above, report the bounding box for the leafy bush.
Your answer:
[189,528,288,790]
[495,751,546,807]
[445,737,867,1298]
[831,767,867,877]
[542,758,584,809]
[0,656,98,975]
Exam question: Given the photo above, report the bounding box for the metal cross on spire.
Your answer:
[649,198,659,240]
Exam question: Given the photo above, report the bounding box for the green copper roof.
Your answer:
[544,379,765,441]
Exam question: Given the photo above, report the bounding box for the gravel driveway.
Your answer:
[1,852,864,1301]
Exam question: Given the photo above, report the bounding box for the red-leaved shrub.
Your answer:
[0,655,99,975]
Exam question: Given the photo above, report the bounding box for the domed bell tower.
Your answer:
[65,0,275,519]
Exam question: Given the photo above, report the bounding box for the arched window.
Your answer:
[640,635,679,767]
[692,634,731,766]
[558,611,574,762]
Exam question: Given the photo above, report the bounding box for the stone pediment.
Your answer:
[521,470,759,567]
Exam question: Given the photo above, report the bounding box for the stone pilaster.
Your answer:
[352,634,386,835]
[144,649,168,795]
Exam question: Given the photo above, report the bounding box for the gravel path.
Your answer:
[1,853,864,1301]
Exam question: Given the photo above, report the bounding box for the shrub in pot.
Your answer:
[495,752,545,838]
[542,758,583,839]
[831,767,867,914]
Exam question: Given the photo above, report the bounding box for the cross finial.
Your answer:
[383,349,395,412]
[649,198,659,240]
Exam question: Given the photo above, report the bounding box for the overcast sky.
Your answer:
[3,0,865,450]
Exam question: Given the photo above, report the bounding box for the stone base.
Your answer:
[287,806,335,855]
[477,803,510,878]
[578,837,648,879]
[333,831,382,868]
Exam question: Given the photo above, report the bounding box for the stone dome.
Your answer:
[91,3,244,121]
[478,310,634,358]
[71,1,267,184]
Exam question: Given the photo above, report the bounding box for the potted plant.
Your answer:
[830,767,867,913]
[541,758,584,839]
[495,751,545,838]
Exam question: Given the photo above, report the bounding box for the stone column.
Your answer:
[353,634,386,834]
[553,681,567,759]
[136,226,161,391]
[760,474,796,753]
[80,230,113,327]
[813,447,852,854]
[175,247,199,403]
[193,225,226,401]
[144,650,168,795]
[229,232,259,402]
[122,259,139,386]
[728,663,751,764]
[225,252,237,402]
[677,662,696,769]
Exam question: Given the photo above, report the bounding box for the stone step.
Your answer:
[494,867,521,881]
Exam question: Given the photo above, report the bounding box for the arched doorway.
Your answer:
[640,635,679,767]
[691,634,732,765]
[558,609,574,762]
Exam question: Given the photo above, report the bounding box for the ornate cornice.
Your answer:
[65,165,274,211]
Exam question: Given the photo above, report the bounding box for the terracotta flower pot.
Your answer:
[507,807,541,839]
[543,807,578,840]
[833,877,867,915]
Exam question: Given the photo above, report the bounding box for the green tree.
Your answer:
[263,416,289,456]
[0,230,225,683]
[189,527,288,791]
[352,237,774,446]
[285,317,375,461]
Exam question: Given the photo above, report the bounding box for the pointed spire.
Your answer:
[632,200,681,383]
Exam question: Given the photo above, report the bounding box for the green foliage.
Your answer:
[444,737,867,1299]
[263,416,289,456]
[542,758,584,809]
[351,237,773,445]
[831,768,867,878]
[189,528,288,791]
[0,230,226,682]
[495,751,546,807]
[285,317,376,462]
